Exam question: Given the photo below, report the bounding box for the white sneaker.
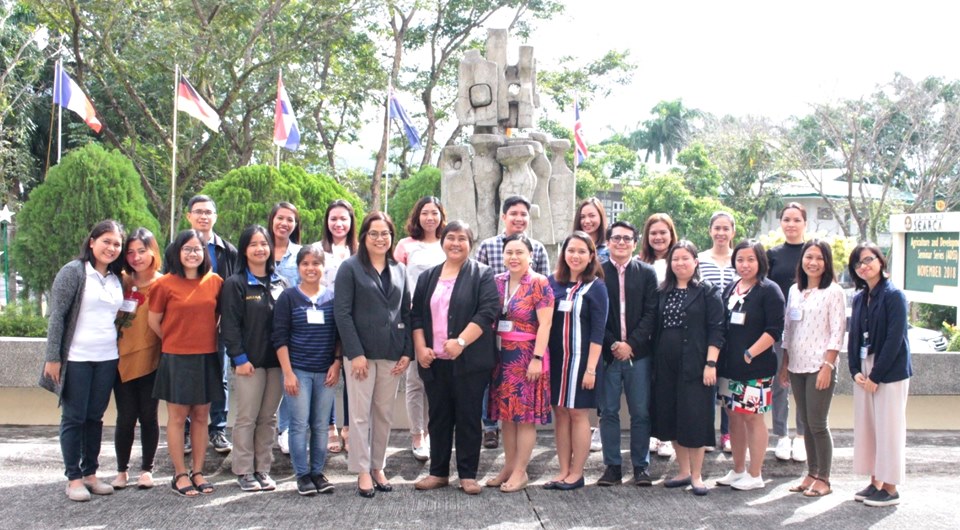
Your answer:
[792,437,807,462]
[649,437,660,452]
[590,427,602,452]
[715,469,748,486]
[657,441,675,458]
[278,430,290,455]
[412,444,430,462]
[774,436,792,461]
[731,473,765,491]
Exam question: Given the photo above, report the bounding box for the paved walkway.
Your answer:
[1,427,958,529]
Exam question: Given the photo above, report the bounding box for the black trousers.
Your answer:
[113,370,160,472]
[423,361,486,479]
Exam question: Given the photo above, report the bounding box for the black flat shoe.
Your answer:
[542,480,559,490]
[373,479,393,492]
[555,477,585,491]
[357,486,376,498]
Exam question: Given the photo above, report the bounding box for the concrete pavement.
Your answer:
[1,426,958,529]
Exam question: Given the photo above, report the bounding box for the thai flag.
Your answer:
[273,72,300,151]
[388,90,422,149]
[177,75,221,131]
[53,62,102,133]
[574,99,588,165]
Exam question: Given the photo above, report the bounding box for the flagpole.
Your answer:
[572,96,577,184]
[56,60,62,163]
[276,68,281,170]
[170,64,180,240]
[276,145,280,170]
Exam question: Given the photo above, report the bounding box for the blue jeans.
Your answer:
[60,360,118,480]
[599,356,652,470]
[277,397,291,433]
[288,368,337,478]
[481,381,498,433]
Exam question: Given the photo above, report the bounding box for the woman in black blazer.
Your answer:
[716,240,785,492]
[334,212,413,498]
[847,242,912,507]
[410,221,499,495]
[652,241,725,496]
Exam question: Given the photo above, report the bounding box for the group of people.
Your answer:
[42,193,911,508]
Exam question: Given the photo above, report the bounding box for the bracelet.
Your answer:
[586,369,597,376]
[822,361,835,370]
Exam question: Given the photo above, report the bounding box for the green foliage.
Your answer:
[914,303,957,332]
[0,301,47,337]
[675,142,721,197]
[12,143,161,292]
[620,173,726,251]
[387,166,440,239]
[946,323,960,352]
[197,163,365,245]
[538,50,636,109]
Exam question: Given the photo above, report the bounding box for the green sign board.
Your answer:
[904,232,960,293]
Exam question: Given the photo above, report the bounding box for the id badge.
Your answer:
[788,307,802,321]
[497,320,515,333]
[120,298,138,313]
[306,309,325,325]
[558,300,573,312]
[860,344,870,360]
[730,311,746,325]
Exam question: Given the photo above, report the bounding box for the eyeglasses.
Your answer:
[190,209,216,217]
[367,231,392,240]
[609,235,635,243]
[856,256,878,268]
[181,246,204,255]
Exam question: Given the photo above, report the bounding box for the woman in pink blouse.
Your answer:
[779,239,846,497]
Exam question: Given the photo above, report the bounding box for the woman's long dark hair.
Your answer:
[237,225,276,277]
[79,219,126,276]
[268,201,301,245]
[321,199,357,254]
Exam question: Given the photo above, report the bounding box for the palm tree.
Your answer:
[641,99,700,164]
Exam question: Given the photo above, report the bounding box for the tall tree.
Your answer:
[639,99,700,165]
[29,0,373,238]
[783,74,960,240]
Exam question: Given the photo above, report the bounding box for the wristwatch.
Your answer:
[533,353,544,360]
[456,337,466,348]
[706,360,717,368]
[743,349,753,360]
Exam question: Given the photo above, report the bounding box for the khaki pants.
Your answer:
[346,359,401,473]
[231,367,283,475]
[406,361,429,436]
[853,355,909,485]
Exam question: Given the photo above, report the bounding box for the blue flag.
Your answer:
[388,91,422,149]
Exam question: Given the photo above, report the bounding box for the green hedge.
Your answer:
[0,302,48,338]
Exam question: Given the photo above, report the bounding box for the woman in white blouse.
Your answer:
[779,239,846,497]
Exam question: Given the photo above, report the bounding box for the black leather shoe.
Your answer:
[596,465,622,486]
[555,477,585,491]
[634,469,653,487]
[357,486,375,498]
[373,479,393,492]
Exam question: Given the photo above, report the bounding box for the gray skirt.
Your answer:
[152,352,225,405]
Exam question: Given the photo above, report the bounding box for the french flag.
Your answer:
[53,62,102,133]
[273,72,300,151]
[177,75,221,132]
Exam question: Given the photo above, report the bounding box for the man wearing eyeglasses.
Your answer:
[596,220,659,487]
[168,194,239,455]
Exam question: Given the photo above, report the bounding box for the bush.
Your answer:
[12,143,161,293]
[914,303,956,332]
[387,166,440,239]
[0,302,48,337]
[197,163,366,244]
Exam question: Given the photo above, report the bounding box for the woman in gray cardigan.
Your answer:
[335,211,413,498]
[41,220,126,502]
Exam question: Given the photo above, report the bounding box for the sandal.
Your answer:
[341,428,349,453]
[803,477,832,497]
[327,427,342,454]
[789,474,817,493]
[190,471,215,494]
[170,473,198,497]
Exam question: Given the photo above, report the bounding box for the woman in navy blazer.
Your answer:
[410,221,499,494]
[334,212,413,498]
[846,242,912,508]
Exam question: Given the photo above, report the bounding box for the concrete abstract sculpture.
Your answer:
[440,28,575,247]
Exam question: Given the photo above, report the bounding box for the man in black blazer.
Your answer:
[596,221,659,487]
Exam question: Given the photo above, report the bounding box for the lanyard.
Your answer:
[502,279,521,316]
